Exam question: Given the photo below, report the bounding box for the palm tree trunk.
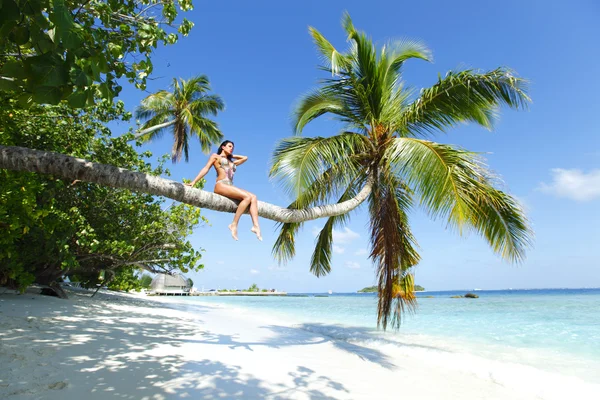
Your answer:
[131,120,176,141]
[0,145,372,223]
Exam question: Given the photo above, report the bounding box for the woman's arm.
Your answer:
[231,154,248,166]
[186,154,218,186]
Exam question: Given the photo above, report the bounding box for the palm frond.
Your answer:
[311,218,335,277]
[272,221,303,265]
[310,182,361,277]
[390,271,418,327]
[182,75,210,97]
[386,138,532,261]
[308,27,352,75]
[192,116,224,154]
[135,91,174,120]
[398,68,530,136]
[386,138,477,228]
[385,39,432,72]
[293,89,346,134]
[461,175,533,263]
[290,157,368,210]
[368,170,420,330]
[189,95,225,116]
[270,133,371,198]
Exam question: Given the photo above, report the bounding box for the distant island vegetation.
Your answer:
[358,285,425,293]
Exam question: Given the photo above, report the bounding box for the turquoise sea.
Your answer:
[170,289,600,386]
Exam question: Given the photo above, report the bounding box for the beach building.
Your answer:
[149,273,190,296]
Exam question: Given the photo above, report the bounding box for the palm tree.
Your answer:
[269,13,533,329]
[134,75,225,163]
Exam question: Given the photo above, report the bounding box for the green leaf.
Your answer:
[28,55,68,87]
[98,82,112,100]
[9,26,30,45]
[52,0,83,48]
[20,0,42,15]
[33,86,63,104]
[16,93,34,108]
[1,60,27,79]
[73,69,90,87]
[0,20,17,38]
[0,0,20,24]
[0,77,20,92]
[67,89,87,108]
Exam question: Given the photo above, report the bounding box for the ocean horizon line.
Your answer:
[284,287,600,294]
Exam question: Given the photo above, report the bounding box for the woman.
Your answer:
[185,140,262,241]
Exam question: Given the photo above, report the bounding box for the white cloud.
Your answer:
[250,269,260,275]
[333,227,360,244]
[354,248,368,256]
[538,168,600,201]
[333,245,345,254]
[345,261,360,269]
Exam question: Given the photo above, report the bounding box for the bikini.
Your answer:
[216,157,236,186]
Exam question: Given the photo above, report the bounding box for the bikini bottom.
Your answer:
[216,179,234,186]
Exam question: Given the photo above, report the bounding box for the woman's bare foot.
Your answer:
[228,223,238,241]
[251,226,262,241]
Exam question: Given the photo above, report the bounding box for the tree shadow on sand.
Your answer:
[0,295,350,399]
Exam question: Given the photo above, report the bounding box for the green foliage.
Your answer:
[0,0,195,106]
[0,97,206,291]
[135,75,225,162]
[108,269,142,292]
[270,13,532,329]
[140,274,153,289]
[187,277,193,287]
[248,283,259,292]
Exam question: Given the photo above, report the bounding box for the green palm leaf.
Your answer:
[270,133,371,198]
[293,89,346,134]
[308,26,352,75]
[398,69,529,136]
[310,182,362,277]
[272,221,303,265]
[385,138,532,261]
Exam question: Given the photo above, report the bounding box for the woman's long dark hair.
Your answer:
[217,140,234,161]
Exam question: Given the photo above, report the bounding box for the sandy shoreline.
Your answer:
[1,289,598,399]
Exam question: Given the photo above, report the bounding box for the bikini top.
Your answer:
[219,157,236,181]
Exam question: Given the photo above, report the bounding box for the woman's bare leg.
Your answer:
[247,194,262,241]
[214,184,257,240]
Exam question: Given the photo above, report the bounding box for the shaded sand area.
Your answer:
[1,289,598,400]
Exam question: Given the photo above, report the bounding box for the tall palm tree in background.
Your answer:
[135,75,224,163]
[270,13,533,329]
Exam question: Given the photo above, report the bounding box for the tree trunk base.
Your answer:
[39,283,69,299]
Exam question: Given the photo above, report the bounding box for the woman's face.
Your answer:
[221,142,234,155]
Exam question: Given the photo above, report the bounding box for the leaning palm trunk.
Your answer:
[131,120,176,141]
[0,145,372,223]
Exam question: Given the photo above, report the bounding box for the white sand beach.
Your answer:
[1,289,599,400]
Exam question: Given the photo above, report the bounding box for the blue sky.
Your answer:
[113,0,600,292]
